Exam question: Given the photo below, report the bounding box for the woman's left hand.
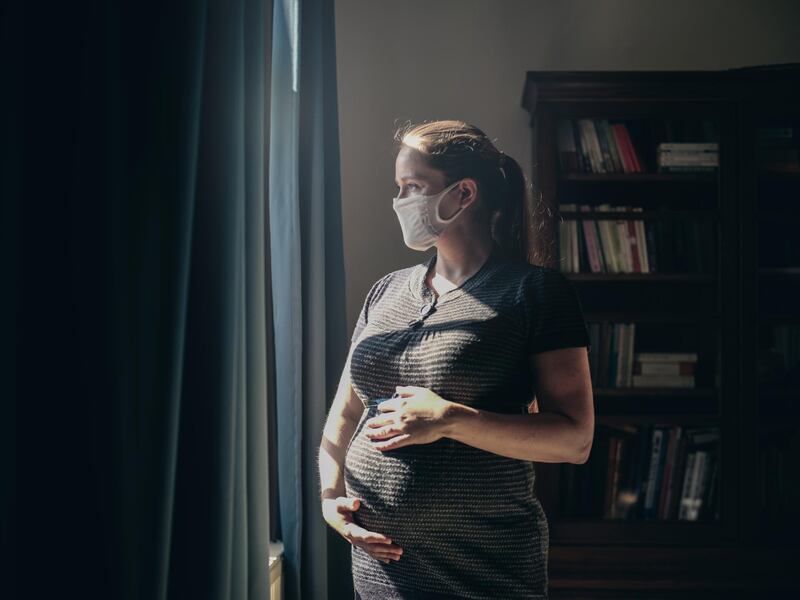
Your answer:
[365,385,454,451]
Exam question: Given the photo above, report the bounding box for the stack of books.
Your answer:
[557,203,714,274]
[557,118,644,174]
[586,326,699,390]
[562,425,720,521]
[632,352,697,389]
[656,142,719,172]
[587,322,637,388]
[558,204,649,274]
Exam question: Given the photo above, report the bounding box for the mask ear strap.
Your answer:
[437,181,466,223]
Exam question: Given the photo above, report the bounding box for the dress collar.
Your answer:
[407,242,505,306]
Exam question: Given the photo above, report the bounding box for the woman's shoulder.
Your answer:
[493,259,564,286]
[491,260,577,308]
[370,262,418,289]
[360,262,419,305]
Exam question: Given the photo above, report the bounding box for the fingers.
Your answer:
[362,541,404,564]
[343,522,391,544]
[365,426,399,440]
[331,497,405,564]
[336,496,361,513]
[366,416,392,428]
[341,522,404,564]
[371,433,412,450]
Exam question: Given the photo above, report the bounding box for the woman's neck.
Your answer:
[425,238,497,297]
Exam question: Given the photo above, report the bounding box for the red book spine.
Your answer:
[611,124,634,173]
[619,125,643,172]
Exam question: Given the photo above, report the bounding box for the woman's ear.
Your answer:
[459,178,479,206]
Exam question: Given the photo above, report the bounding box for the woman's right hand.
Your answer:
[321,496,404,564]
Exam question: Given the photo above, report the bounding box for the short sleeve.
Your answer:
[524,268,591,354]
[350,273,391,344]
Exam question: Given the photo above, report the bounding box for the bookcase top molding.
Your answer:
[521,70,737,112]
[521,64,800,113]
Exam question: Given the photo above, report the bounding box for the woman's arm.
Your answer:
[318,349,366,501]
[442,346,594,464]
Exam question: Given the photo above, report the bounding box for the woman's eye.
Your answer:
[396,182,420,193]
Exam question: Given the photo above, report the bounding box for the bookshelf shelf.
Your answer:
[565,272,716,282]
[558,210,720,220]
[585,312,720,322]
[758,171,800,181]
[758,385,800,398]
[757,209,800,219]
[759,312,800,322]
[593,387,717,397]
[597,414,721,426]
[559,172,717,183]
[758,267,800,276]
[523,67,800,596]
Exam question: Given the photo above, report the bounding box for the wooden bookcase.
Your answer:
[521,67,800,598]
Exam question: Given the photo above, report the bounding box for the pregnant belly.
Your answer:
[343,407,450,540]
[344,407,541,543]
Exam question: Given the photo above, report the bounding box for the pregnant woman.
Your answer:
[319,120,594,600]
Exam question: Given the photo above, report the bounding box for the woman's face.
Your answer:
[394,145,464,221]
[394,145,447,198]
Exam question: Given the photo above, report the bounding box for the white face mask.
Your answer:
[392,180,465,251]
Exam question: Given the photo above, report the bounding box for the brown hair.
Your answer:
[393,119,536,265]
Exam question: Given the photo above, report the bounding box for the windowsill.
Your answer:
[269,540,285,570]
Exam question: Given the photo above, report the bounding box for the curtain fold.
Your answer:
[14,0,347,597]
[271,0,349,598]
[15,0,274,599]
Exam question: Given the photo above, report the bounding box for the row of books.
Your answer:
[561,425,719,521]
[758,325,800,386]
[557,118,719,174]
[558,119,644,174]
[587,322,699,389]
[557,204,715,274]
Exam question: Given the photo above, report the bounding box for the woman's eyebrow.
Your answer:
[395,174,424,185]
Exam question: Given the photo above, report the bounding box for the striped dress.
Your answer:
[344,243,590,600]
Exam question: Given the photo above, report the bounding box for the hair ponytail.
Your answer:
[393,120,534,265]
[491,152,529,264]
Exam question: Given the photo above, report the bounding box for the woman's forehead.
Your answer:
[395,146,441,182]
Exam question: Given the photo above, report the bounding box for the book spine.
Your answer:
[594,119,615,173]
[631,374,695,388]
[635,352,699,362]
[619,125,643,172]
[615,323,626,388]
[581,119,606,173]
[611,124,634,173]
[572,120,588,173]
[660,427,682,519]
[615,219,630,273]
[578,119,600,172]
[627,218,641,272]
[580,206,603,273]
[597,205,618,273]
[657,142,719,151]
[678,450,697,520]
[635,216,650,273]
[643,428,664,519]
[604,120,624,173]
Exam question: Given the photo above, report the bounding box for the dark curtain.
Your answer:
[13,0,276,598]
